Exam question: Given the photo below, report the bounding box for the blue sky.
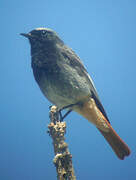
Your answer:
[1,0,136,179]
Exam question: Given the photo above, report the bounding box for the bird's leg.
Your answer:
[59,110,63,121]
[59,109,72,121]
[59,102,80,121]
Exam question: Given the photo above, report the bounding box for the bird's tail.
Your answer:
[75,98,130,159]
[97,125,130,160]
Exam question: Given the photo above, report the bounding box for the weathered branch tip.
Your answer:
[48,105,76,180]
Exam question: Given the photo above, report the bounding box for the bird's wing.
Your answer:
[60,45,110,123]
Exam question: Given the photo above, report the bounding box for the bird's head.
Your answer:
[20,28,63,52]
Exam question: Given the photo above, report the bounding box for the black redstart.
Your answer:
[21,28,130,160]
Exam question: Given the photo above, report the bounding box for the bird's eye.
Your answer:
[42,30,46,35]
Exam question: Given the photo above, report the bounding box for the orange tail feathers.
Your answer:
[98,125,130,160]
[75,98,130,160]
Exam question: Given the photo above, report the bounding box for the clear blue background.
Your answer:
[1,0,136,179]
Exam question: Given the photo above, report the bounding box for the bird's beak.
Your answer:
[20,33,32,38]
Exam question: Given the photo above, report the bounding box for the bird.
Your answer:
[21,27,130,160]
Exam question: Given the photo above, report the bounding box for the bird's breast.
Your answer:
[32,56,91,108]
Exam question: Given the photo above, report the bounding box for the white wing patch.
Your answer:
[86,71,97,92]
